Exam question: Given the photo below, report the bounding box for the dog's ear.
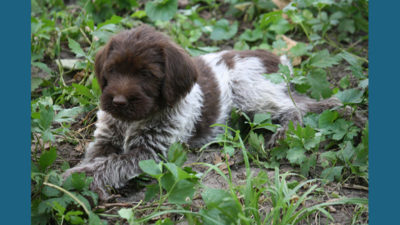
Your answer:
[95,47,106,90]
[162,44,198,106]
[94,44,110,91]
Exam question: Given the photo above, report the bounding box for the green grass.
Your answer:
[31,0,369,224]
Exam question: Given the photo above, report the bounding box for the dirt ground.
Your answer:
[53,136,368,225]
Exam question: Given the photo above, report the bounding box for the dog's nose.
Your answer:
[112,95,128,106]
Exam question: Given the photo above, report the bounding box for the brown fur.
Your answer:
[94,25,198,121]
[218,50,280,72]
[65,25,346,200]
[189,57,221,145]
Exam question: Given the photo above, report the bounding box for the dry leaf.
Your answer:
[57,59,81,70]
[178,0,189,8]
[290,194,300,204]
[74,142,87,153]
[273,35,302,66]
[272,0,291,10]
[73,71,86,82]
[213,153,234,175]
[328,205,337,213]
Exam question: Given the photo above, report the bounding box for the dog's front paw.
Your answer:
[63,160,114,201]
[63,165,94,180]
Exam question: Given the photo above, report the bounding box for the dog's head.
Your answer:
[94,25,198,121]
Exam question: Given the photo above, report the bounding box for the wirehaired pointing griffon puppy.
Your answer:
[64,25,340,199]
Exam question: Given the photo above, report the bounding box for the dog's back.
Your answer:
[194,49,341,147]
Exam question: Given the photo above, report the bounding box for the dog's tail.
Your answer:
[279,55,294,77]
[279,55,343,114]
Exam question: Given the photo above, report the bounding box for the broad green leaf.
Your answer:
[233,40,249,50]
[223,145,235,156]
[118,208,134,221]
[287,147,306,164]
[144,183,159,201]
[260,11,283,28]
[331,119,353,140]
[41,129,55,142]
[68,38,86,58]
[202,188,230,206]
[270,18,292,34]
[210,19,238,41]
[272,39,287,52]
[253,113,271,124]
[38,147,57,171]
[338,19,355,34]
[290,42,311,57]
[168,179,196,204]
[164,163,179,179]
[42,186,60,197]
[309,50,340,68]
[38,104,54,130]
[201,188,241,224]
[72,83,92,99]
[139,160,162,177]
[318,110,338,129]
[320,151,337,166]
[51,201,65,215]
[32,61,52,75]
[70,173,87,191]
[339,141,355,162]
[131,10,146,19]
[303,126,320,150]
[338,51,359,67]
[161,172,175,191]
[307,69,333,100]
[359,79,369,89]
[300,155,316,176]
[248,131,264,153]
[89,212,105,225]
[239,29,263,42]
[339,76,350,89]
[321,166,343,181]
[54,107,83,123]
[65,211,84,224]
[167,142,187,167]
[351,64,365,78]
[31,77,43,92]
[145,0,178,21]
[335,88,364,104]
[98,15,123,28]
[303,113,319,129]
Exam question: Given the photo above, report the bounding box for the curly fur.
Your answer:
[64,25,341,200]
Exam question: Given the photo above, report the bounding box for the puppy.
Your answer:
[64,25,340,199]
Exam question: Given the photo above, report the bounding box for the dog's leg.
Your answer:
[63,111,124,187]
[81,149,153,200]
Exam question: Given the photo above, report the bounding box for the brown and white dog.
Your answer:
[64,25,340,199]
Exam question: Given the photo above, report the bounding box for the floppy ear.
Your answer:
[94,44,109,91]
[162,44,198,106]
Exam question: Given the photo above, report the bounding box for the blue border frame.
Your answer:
[0,1,30,223]
[369,1,400,224]
[0,0,396,224]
